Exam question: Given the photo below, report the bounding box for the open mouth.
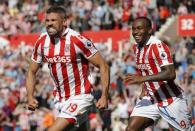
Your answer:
[47,27,57,35]
[134,35,142,41]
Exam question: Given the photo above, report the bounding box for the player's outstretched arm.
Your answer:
[25,60,40,110]
[88,52,110,109]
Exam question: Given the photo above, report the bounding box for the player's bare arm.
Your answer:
[88,52,110,109]
[124,64,176,84]
[25,60,40,110]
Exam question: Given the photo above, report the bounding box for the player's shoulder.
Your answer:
[66,28,94,48]
[132,43,137,50]
[67,28,89,39]
[149,36,162,46]
[39,31,48,38]
[67,28,81,37]
[33,32,48,46]
[36,32,48,43]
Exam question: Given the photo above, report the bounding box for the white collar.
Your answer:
[146,36,155,45]
[62,27,69,36]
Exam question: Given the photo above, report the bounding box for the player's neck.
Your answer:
[138,35,151,48]
[50,28,67,39]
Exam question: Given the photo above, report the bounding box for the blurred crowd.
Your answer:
[0,0,195,35]
[0,0,195,131]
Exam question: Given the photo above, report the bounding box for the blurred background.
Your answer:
[0,0,195,131]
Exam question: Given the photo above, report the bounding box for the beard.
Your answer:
[47,27,58,36]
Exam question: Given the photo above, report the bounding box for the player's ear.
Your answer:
[63,19,67,27]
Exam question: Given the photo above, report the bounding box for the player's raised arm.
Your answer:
[88,52,110,109]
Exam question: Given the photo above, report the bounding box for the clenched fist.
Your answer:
[27,97,38,111]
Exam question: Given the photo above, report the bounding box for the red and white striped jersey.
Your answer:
[133,36,183,107]
[31,28,97,101]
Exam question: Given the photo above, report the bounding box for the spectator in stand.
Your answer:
[177,2,188,15]
[1,0,194,33]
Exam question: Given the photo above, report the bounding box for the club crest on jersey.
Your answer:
[158,44,162,48]
[160,51,167,60]
[65,44,70,52]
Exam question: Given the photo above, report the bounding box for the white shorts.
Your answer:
[131,96,191,131]
[54,94,94,126]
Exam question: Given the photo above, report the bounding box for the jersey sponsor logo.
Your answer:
[45,55,71,63]
[136,63,151,70]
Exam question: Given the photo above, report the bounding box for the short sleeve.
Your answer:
[71,35,98,59]
[152,42,173,67]
[31,35,46,63]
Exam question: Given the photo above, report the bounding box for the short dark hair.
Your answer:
[46,6,66,18]
[135,17,152,29]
